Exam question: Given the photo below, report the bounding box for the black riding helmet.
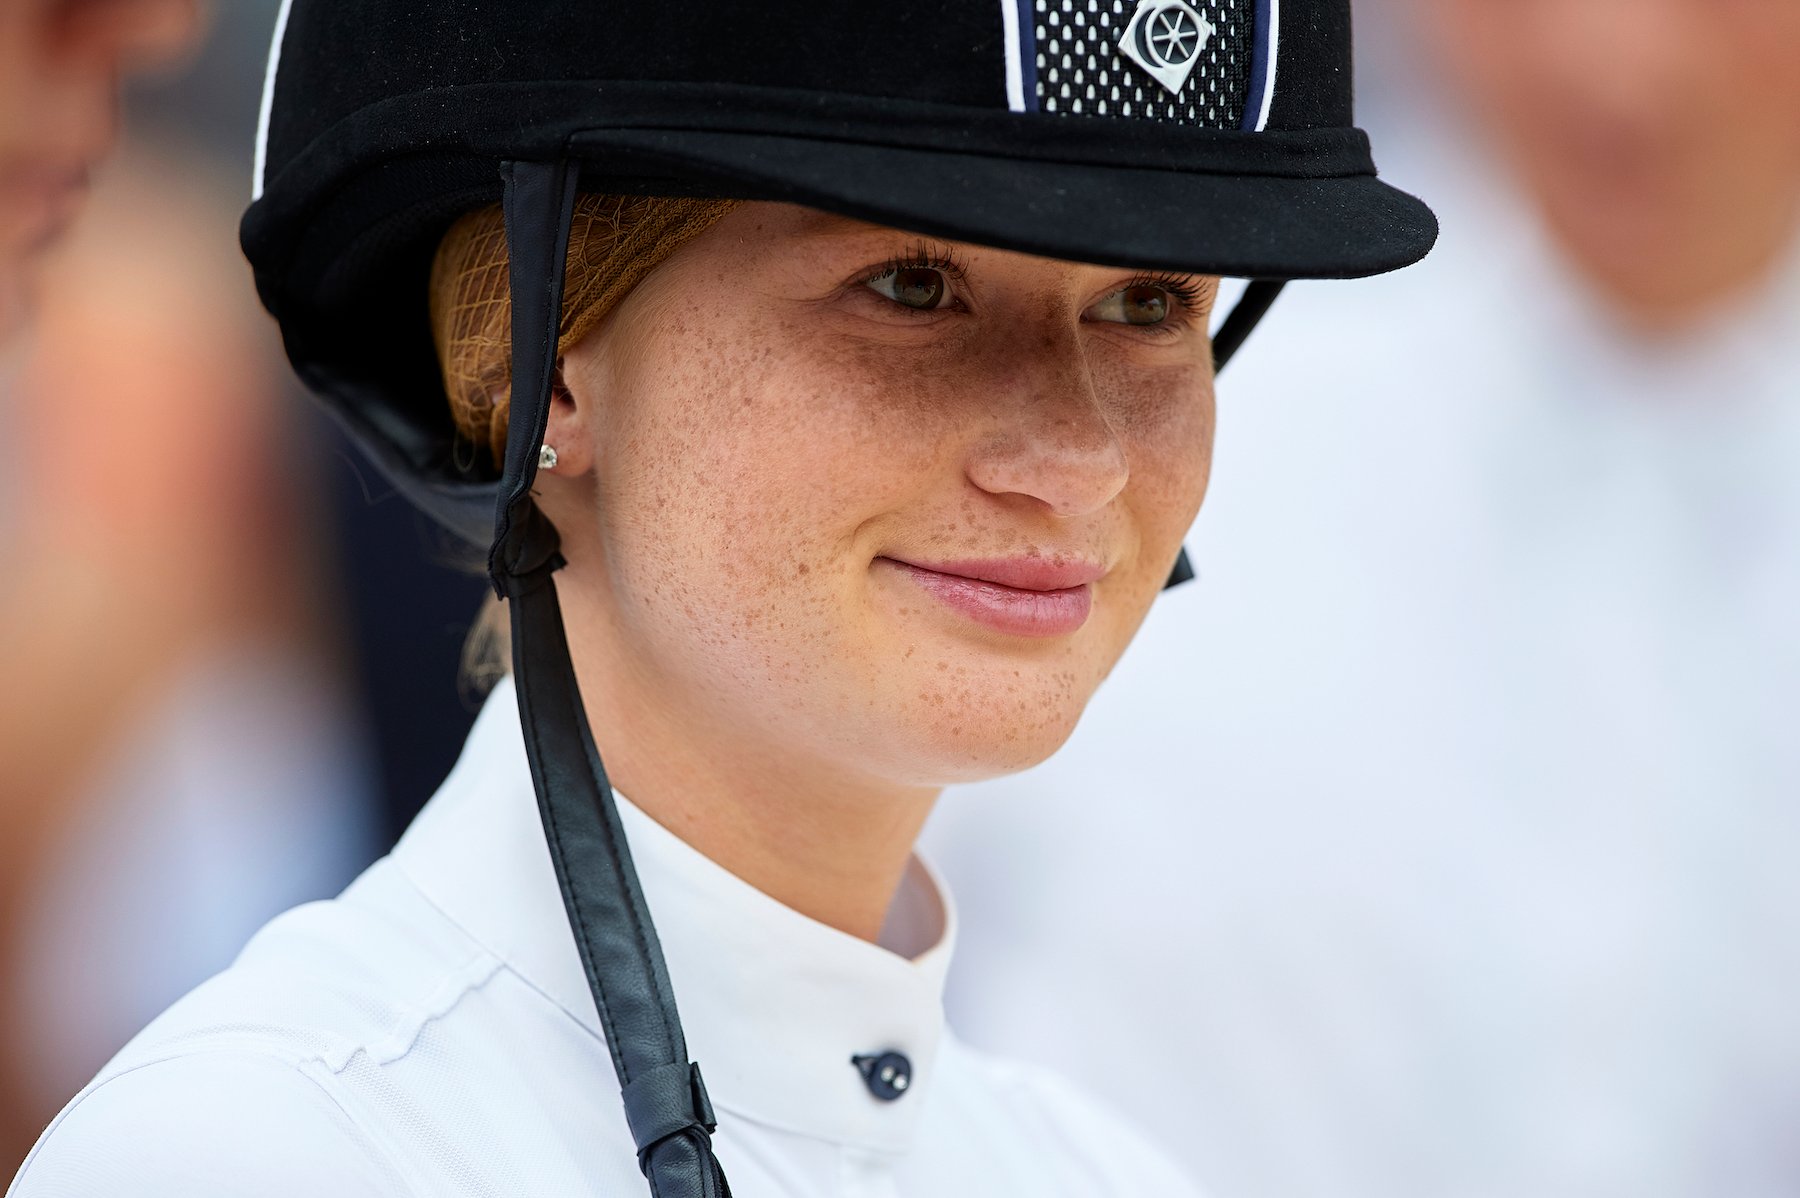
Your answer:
[245,4,1434,1195]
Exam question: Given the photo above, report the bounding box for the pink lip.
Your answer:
[878,556,1102,638]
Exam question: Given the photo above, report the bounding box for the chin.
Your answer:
[850,615,1125,785]
[897,693,1090,786]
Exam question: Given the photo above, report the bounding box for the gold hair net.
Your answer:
[429,194,737,467]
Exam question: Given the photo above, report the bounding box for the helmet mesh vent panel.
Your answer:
[1033,0,1252,128]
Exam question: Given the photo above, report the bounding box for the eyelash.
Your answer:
[863,242,972,308]
[860,247,1208,326]
[1128,272,1209,318]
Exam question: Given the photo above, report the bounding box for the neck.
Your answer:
[554,575,941,946]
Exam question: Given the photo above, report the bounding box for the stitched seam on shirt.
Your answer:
[16,1049,422,1197]
[353,952,507,1068]
[292,1056,430,1198]
[292,1056,425,1198]
[391,854,613,1047]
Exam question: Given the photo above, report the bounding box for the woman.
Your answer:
[10,1,1434,1195]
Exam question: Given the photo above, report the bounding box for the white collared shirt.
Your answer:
[10,678,1201,1198]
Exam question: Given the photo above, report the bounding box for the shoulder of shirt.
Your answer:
[934,1033,1213,1198]
[9,1050,411,1196]
[114,856,508,1074]
[10,858,503,1198]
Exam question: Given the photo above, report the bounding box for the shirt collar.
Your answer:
[392,676,957,1155]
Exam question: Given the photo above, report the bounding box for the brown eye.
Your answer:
[867,266,950,310]
[1092,283,1172,326]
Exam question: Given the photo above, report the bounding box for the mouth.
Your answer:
[875,556,1102,638]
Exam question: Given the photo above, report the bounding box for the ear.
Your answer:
[538,356,596,477]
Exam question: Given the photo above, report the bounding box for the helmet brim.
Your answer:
[571,125,1436,281]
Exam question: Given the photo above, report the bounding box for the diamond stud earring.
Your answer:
[538,444,559,470]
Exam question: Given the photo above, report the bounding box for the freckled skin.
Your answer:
[532,202,1217,940]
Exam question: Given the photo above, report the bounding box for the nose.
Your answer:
[963,333,1130,520]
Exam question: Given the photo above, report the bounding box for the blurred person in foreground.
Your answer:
[926,2,1800,1197]
[0,0,203,1160]
[0,0,372,1173]
[0,0,193,334]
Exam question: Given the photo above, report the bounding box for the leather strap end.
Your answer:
[622,1061,718,1159]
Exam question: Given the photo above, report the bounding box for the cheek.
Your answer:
[1108,365,1215,622]
[1103,358,1217,527]
[592,304,964,680]
[626,313,948,549]
[999,361,1207,707]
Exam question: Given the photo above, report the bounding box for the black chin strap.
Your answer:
[493,158,732,1198]
[1163,277,1288,590]
[1212,280,1287,375]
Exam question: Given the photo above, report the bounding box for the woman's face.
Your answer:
[550,201,1216,786]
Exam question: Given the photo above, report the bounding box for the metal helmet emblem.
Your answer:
[1119,0,1216,96]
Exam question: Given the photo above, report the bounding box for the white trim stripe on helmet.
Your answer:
[253,0,298,201]
[1001,0,1029,111]
[1246,0,1280,131]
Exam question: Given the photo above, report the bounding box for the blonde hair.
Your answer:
[429,193,737,686]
